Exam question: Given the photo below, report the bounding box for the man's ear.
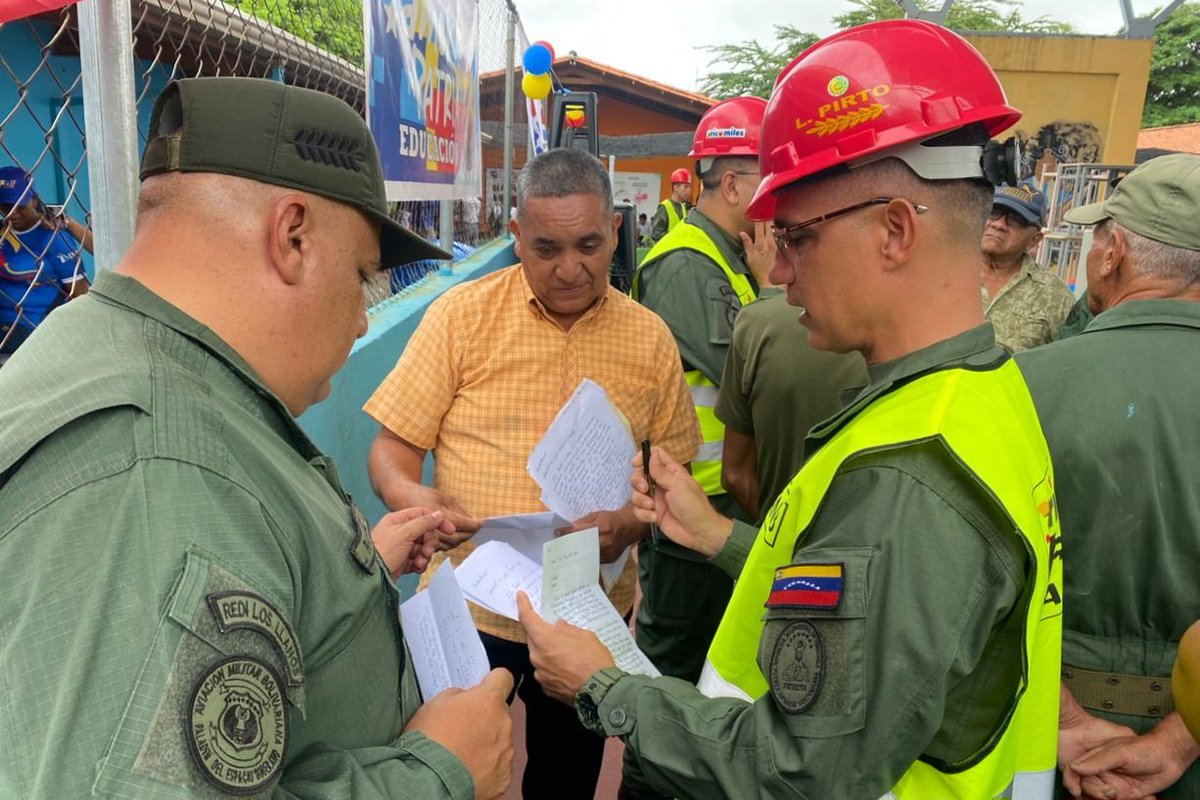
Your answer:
[508,217,522,259]
[720,171,740,205]
[1102,225,1128,281]
[1088,227,1123,314]
[1027,230,1045,255]
[611,212,622,241]
[268,194,313,286]
[879,198,920,270]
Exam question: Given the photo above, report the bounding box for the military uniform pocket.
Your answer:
[705,278,741,346]
[756,547,873,738]
[94,547,301,798]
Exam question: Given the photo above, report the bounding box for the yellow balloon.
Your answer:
[522,71,552,101]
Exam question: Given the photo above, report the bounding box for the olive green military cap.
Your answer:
[140,77,450,267]
[1064,153,1200,252]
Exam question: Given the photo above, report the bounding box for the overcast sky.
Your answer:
[508,0,1152,92]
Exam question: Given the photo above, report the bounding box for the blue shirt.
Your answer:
[0,223,83,330]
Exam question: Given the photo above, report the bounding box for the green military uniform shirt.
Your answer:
[649,199,690,243]
[635,208,758,385]
[1018,299,1200,798]
[583,325,1035,800]
[630,210,756,671]
[715,294,868,521]
[984,253,1076,352]
[0,272,473,799]
[1055,294,1094,341]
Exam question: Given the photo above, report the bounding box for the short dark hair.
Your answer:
[699,156,758,192]
[516,148,612,218]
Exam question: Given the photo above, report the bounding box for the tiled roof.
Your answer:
[1136,122,1200,155]
[481,54,717,113]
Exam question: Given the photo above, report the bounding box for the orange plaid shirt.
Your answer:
[364,264,700,642]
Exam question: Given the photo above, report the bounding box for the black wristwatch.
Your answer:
[575,667,627,733]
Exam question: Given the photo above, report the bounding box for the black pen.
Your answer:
[641,439,660,540]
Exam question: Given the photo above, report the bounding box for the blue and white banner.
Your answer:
[527,97,548,156]
[365,0,481,200]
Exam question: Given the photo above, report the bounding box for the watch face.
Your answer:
[576,692,602,732]
[576,670,622,733]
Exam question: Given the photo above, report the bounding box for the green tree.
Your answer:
[832,0,1074,32]
[1141,2,1200,126]
[699,24,818,99]
[231,0,364,66]
[699,1,1074,98]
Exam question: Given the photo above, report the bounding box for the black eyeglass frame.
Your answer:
[771,197,929,257]
[987,206,1041,230]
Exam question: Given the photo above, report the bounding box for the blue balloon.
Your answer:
[523,44,552,76]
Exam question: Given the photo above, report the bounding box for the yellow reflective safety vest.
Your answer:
[632,221,758,495]
[660,199,686,233]
[698,360,1063,799]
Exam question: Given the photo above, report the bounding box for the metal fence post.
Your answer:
[501,2,516,232]
[439,198,454,272]
[77,0,140,272]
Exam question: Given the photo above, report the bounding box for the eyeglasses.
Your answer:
[988,207,1040,230]
[771,197,928,260]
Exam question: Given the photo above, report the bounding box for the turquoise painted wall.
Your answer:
[298,237,515,531]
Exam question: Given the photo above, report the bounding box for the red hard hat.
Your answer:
[746,19,1021,220]
[688,96,768,159]
[670,168,692,184]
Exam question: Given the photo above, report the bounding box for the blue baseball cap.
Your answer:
[992,183,1045,227]
[0,167,34,206]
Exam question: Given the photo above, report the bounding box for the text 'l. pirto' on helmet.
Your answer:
[747,19,1021,221]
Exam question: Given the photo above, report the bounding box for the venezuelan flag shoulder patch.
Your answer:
[766,563,844,610]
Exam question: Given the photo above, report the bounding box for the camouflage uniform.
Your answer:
[983,254,1075,352]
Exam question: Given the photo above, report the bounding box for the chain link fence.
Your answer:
[1,8,91,357]
[1,0,525,354]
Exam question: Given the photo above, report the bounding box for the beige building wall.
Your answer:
[965,34,1152,170]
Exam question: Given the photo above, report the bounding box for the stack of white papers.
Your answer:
[471,512,566,567]
[399,561,491,700]
[522,378,639,585]
[458,528,659,677]
[527,378,637,524]
[473,511,628,590]
[454,539,543,620]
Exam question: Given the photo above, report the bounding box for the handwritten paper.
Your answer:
[541,530,659,677]
[454,540,543,620]
[399,560,491,700]
[473,511,628,590]
[528,379,638,524]
[472,512,565,565]
[458,527,659,677]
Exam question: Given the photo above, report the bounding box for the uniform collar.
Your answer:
[91,271,323,458]
[1083,298,1200,335]
[515,262,609,330]
[808,324,1006,452]
[1017,252,1039,279]
[984,253,1038,306]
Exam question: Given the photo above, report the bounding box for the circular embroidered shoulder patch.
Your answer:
[769,621,825,714]
[187,655,288,794]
